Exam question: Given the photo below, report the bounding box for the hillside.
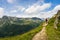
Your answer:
[0,16,42,37]
[46,10,60,40]
[0,16,43,40]
[0,20,43,40]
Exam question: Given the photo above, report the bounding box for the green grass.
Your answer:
[46,17,60,40]
[0,22,43,40]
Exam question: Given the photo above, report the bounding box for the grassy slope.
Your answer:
[0,22,43,40]
[46,17,60,40]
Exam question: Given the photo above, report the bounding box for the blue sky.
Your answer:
[0,0,60,18]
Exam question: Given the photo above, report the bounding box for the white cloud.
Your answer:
[0,7,4,17]
[10,10,17,13]
[0,7,4,15]
[6,0,52,18]
[39,5,60,18]
[17,6,25,12]
[16,14,38,18]
[53,5,60,12]
[9,6,25,13]
[23,4,60,18]
[37,11,53,18]
[6,0,60,18]
[14,3,51,18]
[24,3,51,14]
[7,0,15,3]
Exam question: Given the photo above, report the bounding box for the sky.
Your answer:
[0,0,60,18]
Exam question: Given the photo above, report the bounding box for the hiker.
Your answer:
[45,18,48,23]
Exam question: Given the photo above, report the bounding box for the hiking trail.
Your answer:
[32,23,48,40]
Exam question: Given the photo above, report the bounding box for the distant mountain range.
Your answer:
[0,16,43,37]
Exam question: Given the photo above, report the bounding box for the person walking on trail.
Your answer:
[45,18,48,23]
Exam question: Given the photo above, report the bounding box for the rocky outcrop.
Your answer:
[54,10,60,29]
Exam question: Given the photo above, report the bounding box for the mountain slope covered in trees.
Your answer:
[0,16,42,37]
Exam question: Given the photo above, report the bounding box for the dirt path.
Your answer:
[32,23,47,40]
